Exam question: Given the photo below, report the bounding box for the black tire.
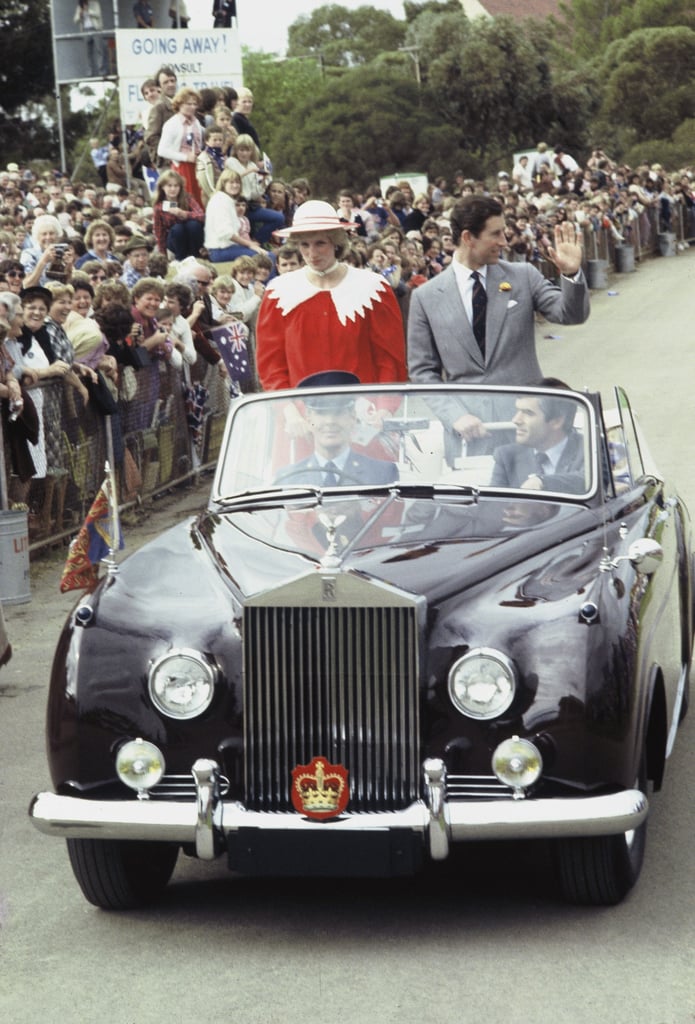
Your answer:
[66,838,179,910]
[553,752,648,906]
[553,826,646,906]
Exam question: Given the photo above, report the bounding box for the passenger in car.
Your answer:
[276,379,398,487]
[490,390,585,492]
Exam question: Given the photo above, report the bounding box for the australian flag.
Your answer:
[209,322,251,382]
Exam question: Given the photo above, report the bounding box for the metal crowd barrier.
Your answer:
[534,202,694,284]
[1,360,233,553]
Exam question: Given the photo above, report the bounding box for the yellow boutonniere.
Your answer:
[499,281,512,292]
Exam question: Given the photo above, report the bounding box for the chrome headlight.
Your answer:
[148,648,217,719]
[448,647,516,720]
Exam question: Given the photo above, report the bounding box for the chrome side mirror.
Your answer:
[600,538,663,574]
[627,538,663,574]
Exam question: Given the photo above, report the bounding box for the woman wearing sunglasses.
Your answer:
[0,259,25,294]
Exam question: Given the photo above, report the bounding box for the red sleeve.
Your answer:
[370,283,407,383]
[187,195,205,223]
[153,204,168,254]
[256,293,291,390]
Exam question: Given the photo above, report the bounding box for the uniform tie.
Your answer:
[323,460,340,486]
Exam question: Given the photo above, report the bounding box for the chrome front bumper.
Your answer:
[29,758,649,863]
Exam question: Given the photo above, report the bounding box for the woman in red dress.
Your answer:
[256,200,407,445]
[256,201,406,392]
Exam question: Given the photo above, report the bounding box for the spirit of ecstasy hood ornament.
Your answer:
[317,511,347,569]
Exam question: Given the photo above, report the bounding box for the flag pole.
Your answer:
[104,419,121,576]
[102,459,120,576]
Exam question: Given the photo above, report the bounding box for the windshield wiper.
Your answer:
[388,482,480,500]
[215,486,323,508]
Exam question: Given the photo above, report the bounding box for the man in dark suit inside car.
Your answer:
[277,371,398,487]
[490,384,585,493]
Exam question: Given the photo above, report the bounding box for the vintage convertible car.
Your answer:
[30,381,691,908]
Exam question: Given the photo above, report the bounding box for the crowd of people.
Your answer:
[1,59,694,538]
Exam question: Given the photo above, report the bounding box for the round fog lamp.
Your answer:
[116,738,165,796]
[492,736,542,796]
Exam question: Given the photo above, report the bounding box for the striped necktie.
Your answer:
[471,270,486,357]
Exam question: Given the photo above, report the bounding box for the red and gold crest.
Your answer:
[291,756,349,820]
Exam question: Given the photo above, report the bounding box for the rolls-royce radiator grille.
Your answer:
[243,605,420,812]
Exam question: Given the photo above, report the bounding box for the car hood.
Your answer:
[186,494,601,605]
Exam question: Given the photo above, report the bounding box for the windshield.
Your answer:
[213,385,597,501]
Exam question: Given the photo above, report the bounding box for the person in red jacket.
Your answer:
[256,201,406,408]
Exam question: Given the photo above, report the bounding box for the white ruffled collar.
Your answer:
[265,265,390,326]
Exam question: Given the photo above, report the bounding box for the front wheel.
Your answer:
[552,824,646,905]
[553,752,648,905]
[66,838,179,910]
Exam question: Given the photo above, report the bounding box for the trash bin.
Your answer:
[658,232,676,257]
[586,259,608,289]
[614,245,635,273]
[0,509,31,605]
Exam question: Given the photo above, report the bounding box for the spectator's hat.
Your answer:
[7,162,19,173]
[122,235,152,254]
[275,200,354,238]
[297,370,360,410]
[20,285,53,307]
[497,171,509,179]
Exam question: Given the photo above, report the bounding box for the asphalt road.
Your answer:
[1,253,693,1024]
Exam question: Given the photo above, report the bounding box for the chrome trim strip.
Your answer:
[666,661,688,758]
[30,785,649,848]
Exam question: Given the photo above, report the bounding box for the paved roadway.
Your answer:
[1,253,693,1024]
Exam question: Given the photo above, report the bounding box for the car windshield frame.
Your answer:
[211,384,600,506]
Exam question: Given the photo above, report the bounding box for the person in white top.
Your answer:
[204,169,265,263]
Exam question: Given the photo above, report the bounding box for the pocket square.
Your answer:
[507,299,518,309]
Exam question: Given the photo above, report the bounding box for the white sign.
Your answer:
[380,172,429,198]
[116,28,243,124]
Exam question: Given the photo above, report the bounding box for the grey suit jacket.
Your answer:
[490,430,586,492]
[407,259,589,429]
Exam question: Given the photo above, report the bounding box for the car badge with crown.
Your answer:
[291,756,349,819]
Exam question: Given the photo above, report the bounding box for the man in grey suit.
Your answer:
[407,195,589,454]
[490,388,586,493]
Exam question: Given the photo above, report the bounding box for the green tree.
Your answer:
[597,26,695,139]
[287,4,406,66]
[414,12,592,162]
[556,0,694,59]
[0,0,55,160]
[242,48,330,159]
[268,65,421,197]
